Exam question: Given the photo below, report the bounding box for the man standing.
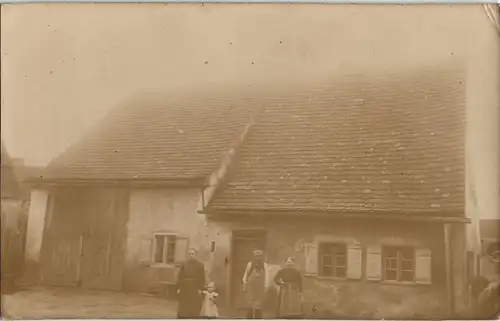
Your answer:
[176,248,206,319]
[242,249,270,319]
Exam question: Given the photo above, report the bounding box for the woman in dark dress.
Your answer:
[176,248,206,319]
[274,256,303,319]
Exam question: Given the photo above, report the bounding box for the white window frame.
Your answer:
[317,242,348,279]
[382,245,416,284]
[152,232,178,267]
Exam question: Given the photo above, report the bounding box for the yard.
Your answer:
[2,286,178,319]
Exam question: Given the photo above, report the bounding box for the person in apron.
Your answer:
[274,256,303,319]
[242,250,269,319]
[176,248,206,319]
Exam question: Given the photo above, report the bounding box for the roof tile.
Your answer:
[207,64,466,215]
[41,90,259,182]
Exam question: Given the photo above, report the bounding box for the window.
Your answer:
[318,243,347,278]
[153,234,177,265]
[382,246,415,282]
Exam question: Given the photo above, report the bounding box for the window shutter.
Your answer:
[366,245,382,281]
[174,237,189,264]
[138,237,152,265]
[346,243,363,279]
[304,242,318,275]
[415,248,432,284]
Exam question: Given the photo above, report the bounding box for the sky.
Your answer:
[0,3,493,166]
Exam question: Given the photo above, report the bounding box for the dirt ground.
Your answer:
[1,286,178,319]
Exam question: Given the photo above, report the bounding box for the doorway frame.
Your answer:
[229,228,268,308]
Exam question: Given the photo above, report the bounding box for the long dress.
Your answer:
[274,266,303,318]
[242,262,269,315]
[200,290,219,318]
[176,259,206,318]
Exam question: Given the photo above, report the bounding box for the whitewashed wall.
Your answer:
[24,189,49,262]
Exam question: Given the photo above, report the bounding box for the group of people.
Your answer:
[242,250,304,319]
[175,248,304,319]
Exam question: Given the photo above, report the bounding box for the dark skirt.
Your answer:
[177,279,203,318]
[276,283,303,318]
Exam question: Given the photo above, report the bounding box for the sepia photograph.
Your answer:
[1,3,499,320]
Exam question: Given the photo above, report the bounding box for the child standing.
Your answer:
[201,281,219,319]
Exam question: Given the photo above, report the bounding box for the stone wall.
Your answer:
[207,216,467,319]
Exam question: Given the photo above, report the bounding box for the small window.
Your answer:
[318,243,347,278]
[383,246,415,282]
[153,234,177,265]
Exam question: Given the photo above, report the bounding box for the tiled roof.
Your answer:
[1,142,21,199]
[41,89,259,183]
[207,64,466,215]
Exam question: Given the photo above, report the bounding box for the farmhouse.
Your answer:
[202,65,469,319]
[26,64,469,319]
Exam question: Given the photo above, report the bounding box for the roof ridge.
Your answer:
[204,99,268,208]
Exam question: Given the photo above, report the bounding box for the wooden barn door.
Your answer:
[79,190,127,291]
[42,233,81,287]
[40,188,128,291]
[40,189,82,287]
[80,233,124,291]
[231,230,267,309]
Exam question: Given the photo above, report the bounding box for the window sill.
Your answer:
[150,263,178,269]
[380,280,430,286]
[316,276,349,281]
[303,274,349,282]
